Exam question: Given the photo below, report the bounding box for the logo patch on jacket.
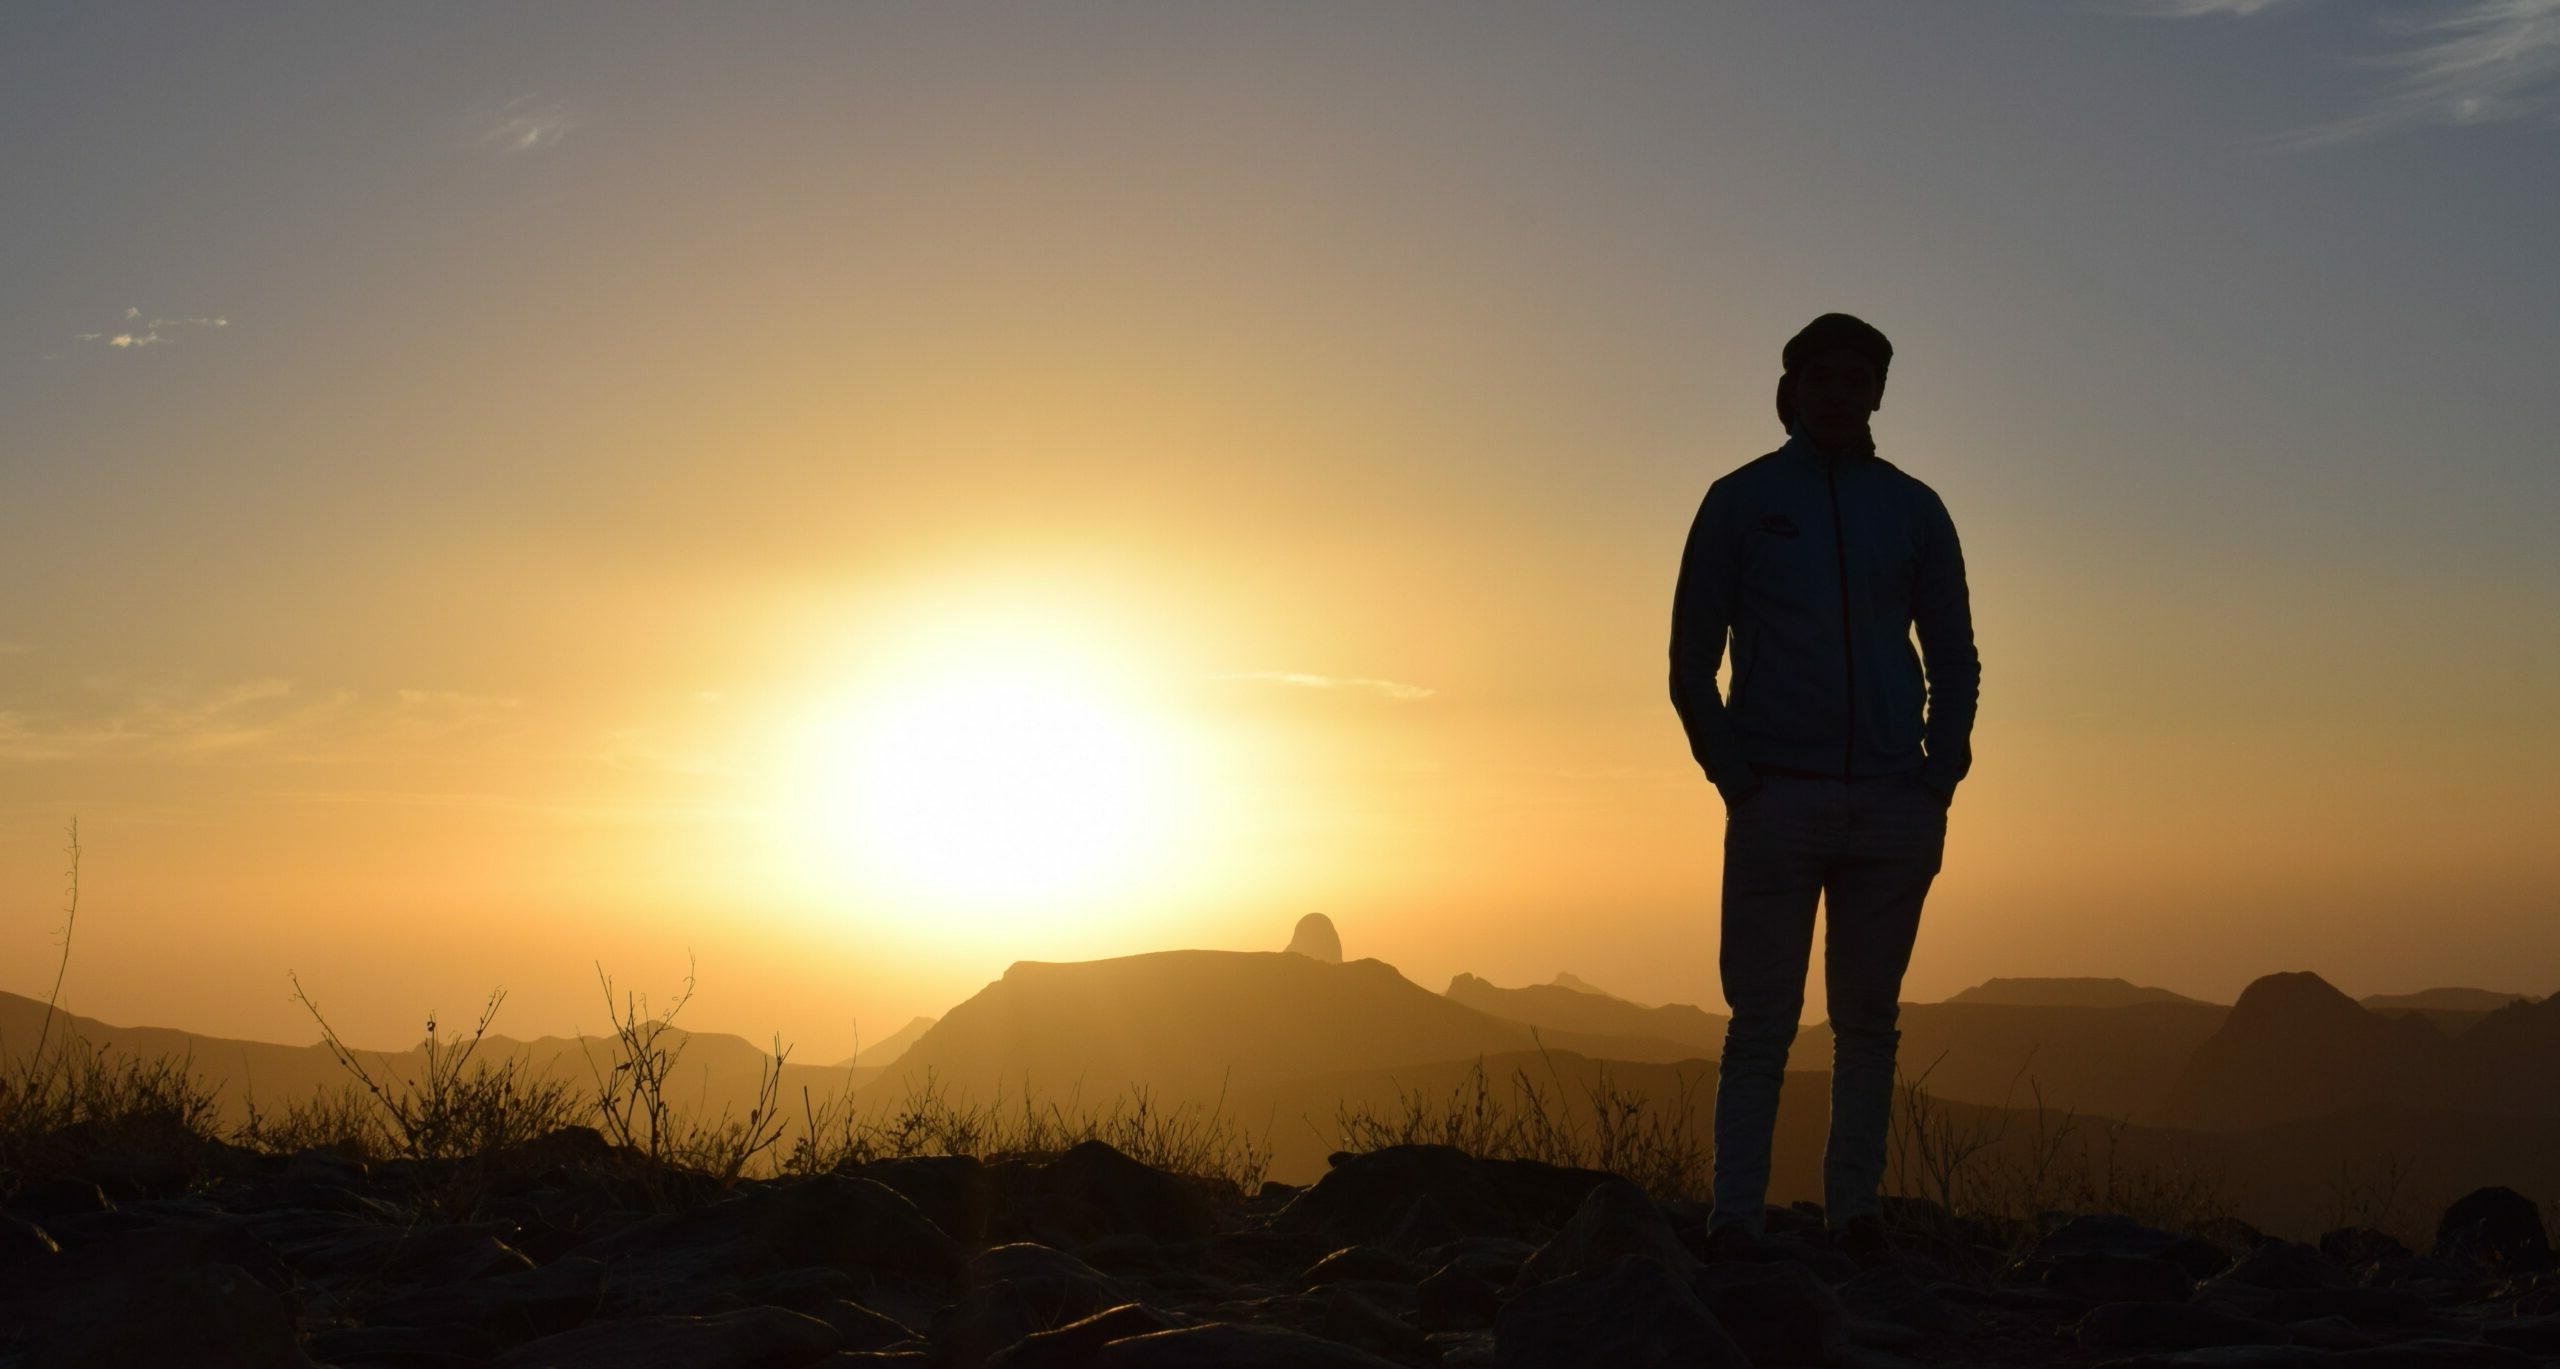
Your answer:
[1756,514,1800,538]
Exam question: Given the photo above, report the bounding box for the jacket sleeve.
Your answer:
[1670,481,1758,803]
[1913,489,1980,801]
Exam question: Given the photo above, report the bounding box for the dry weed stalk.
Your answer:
[582,957,789,1187]
[289,976,580,1165]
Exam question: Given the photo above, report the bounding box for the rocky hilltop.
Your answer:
[5,1130,2556,1367]
[880,951,1703,1104]
[2162,971,2560,1130]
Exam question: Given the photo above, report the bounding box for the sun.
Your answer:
[784,629,1185,919]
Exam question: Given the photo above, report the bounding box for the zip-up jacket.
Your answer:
[1670,432,1979,805]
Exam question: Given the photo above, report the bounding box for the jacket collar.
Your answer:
[1781,427,1877,467]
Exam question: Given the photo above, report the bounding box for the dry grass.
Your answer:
[1334,1050,1712,1201]
[290,976,586,1166]
[791,1069,1275,1194]
[1886,1056,2236,1251]
[0,1037,227,1186]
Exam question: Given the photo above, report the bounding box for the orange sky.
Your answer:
[6,5,2556,1055]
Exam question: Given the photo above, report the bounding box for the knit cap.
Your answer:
[1775,313,1893,431]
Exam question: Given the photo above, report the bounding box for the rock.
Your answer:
[2508,1269,2560,1316]
[370,1255,606,1345]
[2331,1340,2532,1367]
[1384,1192,1466,1254]
[565,1173,966,1288]
[1839,1262,1978,1338]
[936,1243,1133,1363]
[995,1141,1219,1247]
[1286,914,1343,963]
[2256,1285,2430,1328]
[1849,1314,1926,1351]
[32,1115,260,1200]
[5,1176,115,1218]
[2281,1314,2380,1351]
[1273,1145,1612,1247]
[23,1260,316,1368]
[1493,1254,1749,1369]
[2037,1214,2231,1280]
[2317,1227,2412,1268]
[2078,1301,2293,1352]
[2045,1252,2196,1303]
[1514,1179,1694,1289]
[734,1265,864,1311]
[41,1215,299,1311]
[1418,1259,1504,1332]
[807,1299,919,1353]
[1696,1256,1852,1366]
[2215,1240,2350,1292]
[1320,1284,1428,1359]
[849,1155,998,1247]
[2088,1349,2330,1368]
[2480,1314,2560,1354]
[279,1219,534,1290]
[306,1321,507,1365]
[2436,1187,2552,1271]
[1,1212,60,1279]
[490,1306,842,1368]
[1096,1321,1406,1367]
[1427,1328,1497,1366]
[1299,1244,1424,1287]
[985,1302,1187,1369]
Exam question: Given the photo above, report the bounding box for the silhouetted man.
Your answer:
[1669,313,1979,1238]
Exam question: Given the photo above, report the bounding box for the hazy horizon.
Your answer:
[6,2,2555,1059]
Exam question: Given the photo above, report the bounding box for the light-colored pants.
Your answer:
[1711,769,1945,1232]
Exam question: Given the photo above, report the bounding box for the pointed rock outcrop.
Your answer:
[1286,913,1343,964]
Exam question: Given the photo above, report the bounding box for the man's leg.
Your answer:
[1713,775,1827,1234]
[1818,772,1945,1226]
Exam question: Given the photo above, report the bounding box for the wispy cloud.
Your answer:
[71,305,229,351]
[0,677,335,763]
[268,786,745,826]
[2137,0,2297,14]
[2138,0,2560,146]
[481,96,574,153]
[0,679,527,766]
[1211,671,1437,702]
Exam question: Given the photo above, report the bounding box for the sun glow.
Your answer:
[783,622,1193,926]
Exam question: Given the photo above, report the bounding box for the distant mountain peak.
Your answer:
[2227,970,2364,1023]
[1549,972,1626,1001]
[2360,987,2542,1013]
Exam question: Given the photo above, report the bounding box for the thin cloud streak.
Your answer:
[2136,0,2297,13]
[2139,0,2560,146]
[481,96,574,153]
[71,306,230,350]
[0,680,524,766]
[1211,671,1437,702]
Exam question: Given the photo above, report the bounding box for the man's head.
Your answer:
[1776,313,1892,452]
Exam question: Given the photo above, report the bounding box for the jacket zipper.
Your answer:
[1825,458,1855,778]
